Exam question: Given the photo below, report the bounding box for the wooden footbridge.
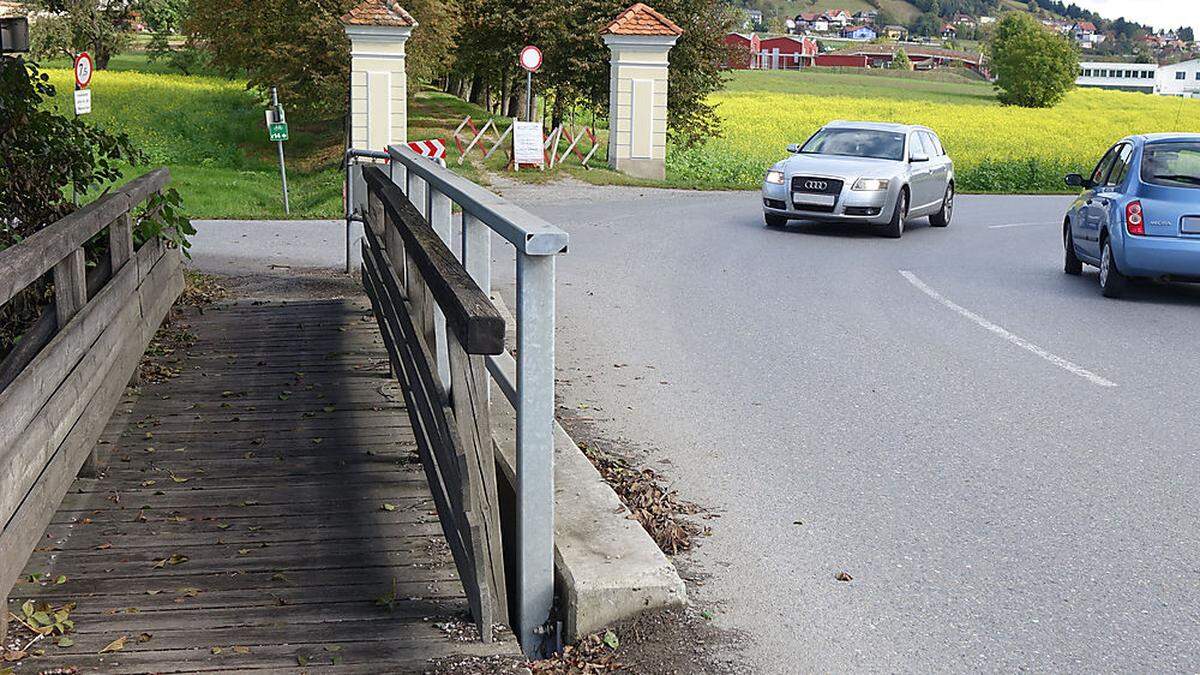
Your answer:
[1,148,569,671]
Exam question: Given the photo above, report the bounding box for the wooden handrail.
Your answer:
[361,165,504,355]
[0,168,169,308]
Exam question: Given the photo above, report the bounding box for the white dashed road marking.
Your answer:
[987,221,1056,229]
[899,270,1118,388]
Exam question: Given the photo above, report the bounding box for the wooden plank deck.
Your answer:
[4,297,521,673]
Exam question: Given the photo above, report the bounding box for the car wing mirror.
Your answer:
[786,143,801,154]
[1064,173,1090,188]
[909,152,930,163]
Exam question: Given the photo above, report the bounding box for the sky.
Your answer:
[1070,0,1198,31]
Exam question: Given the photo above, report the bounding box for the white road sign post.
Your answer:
[73,52,92,116]
[519,45,542,122]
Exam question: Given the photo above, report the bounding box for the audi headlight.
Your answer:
[765,170,785,185]
[852,178,890,191]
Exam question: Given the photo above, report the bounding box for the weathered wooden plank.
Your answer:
[362,165,503,355]
[52,247,88,328]
[0,243,173,531]
[362,231,504,641]
[449,335,509,626]
[0,168,168,307]
[109,211,135,272]
[0,246,181,605]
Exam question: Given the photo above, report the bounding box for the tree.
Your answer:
[0,57,156,359]
[893,48,912,70]
[187,0,459,121]
[912,12,941,37]
[28,0,133,69]
[988,12,1078,108]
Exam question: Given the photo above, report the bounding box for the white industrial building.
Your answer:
[1155,59,1200,97]
[1077,59,1200,98]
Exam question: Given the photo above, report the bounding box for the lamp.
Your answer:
[0,16,30,54]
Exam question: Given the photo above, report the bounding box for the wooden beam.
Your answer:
[53,248,87,328]
[361,166,503,355]
[0,168,169,308]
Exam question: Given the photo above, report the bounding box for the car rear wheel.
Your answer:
[764,213,789,228]
[1099,238,1127,298]
[1064,225,1083,276]
[929,184,953,228]
[882,189,907,239]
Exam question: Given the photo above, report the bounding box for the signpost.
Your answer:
[266,87,290,214]
[73,52,92,116]
[518,45,542,122]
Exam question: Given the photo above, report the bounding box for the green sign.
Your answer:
[268,122,289,142]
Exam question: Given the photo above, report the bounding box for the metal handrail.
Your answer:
[347,142,568,658]
[387,145,569,256]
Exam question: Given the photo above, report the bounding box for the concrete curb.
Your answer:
[489,294,686,640]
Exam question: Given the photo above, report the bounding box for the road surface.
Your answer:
[493,183,1200,673]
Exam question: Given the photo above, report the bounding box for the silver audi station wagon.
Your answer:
[761,121,955,238]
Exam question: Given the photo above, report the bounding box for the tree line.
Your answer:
[22,0,735,146]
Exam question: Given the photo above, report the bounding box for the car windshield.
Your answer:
[1141,142,1200,188]
[800,128,906,161]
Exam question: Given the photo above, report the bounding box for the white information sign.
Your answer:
[512,121,544,166]
[74,88,92,115]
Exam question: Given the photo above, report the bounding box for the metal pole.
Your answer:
[514,251,555,657]
[525,70,532,122]
[272,87,290,215]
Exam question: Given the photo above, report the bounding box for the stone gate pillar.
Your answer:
[342,0,416,151]
[600,3,682,180]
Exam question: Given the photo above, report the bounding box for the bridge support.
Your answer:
[601,3,682,180]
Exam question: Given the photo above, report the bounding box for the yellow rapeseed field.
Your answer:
[668,72,1200,192]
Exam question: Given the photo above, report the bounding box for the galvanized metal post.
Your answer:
[428,186,453,393]
[271,87,290,215]
[462,213,491,295]
[525,70,533,122]
[514,252,555,656]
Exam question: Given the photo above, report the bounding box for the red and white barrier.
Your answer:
[406,138,447,160]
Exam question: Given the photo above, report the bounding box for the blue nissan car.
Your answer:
[1064,134,1200,297]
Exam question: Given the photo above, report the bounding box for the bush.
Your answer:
[988,12,1079,108]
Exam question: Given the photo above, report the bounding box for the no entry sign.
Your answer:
[519,45,542,73]
[73,52,93,89]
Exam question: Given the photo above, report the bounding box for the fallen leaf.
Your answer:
[323,406,336,413]
[211,646,223,654]
[602,629,620,650]
[55,575,67,585]
[138,632,153,643]
[233,645,251,654]
[381,503,397,512]
[99,635,127,653]
[835,571,853,582]
[56,636,74,648]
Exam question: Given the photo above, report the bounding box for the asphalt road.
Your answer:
[492,183,1200,673]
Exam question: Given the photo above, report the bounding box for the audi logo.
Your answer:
[804,180,828,191]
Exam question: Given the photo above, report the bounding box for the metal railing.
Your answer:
[348,144,568,656]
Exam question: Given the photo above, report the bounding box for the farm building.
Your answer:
[816,43,985,74]
[724,33,818,70]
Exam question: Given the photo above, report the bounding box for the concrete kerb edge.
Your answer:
[488,294,686,640]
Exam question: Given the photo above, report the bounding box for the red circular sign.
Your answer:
[73,52,93,89]
[519,45,543,73]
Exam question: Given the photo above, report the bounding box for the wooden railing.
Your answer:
[0,169,184,642]
[358,165,509,642]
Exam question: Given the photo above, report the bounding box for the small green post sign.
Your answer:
[268,122,289,142]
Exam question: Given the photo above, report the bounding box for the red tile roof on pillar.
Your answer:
[600,2,684,36]
[340,0,416,27]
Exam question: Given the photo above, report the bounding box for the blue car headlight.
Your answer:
[765,170,785,185]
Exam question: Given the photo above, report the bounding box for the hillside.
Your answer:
[742,0,922,27]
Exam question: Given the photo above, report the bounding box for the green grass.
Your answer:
[667,69,1200,193]
[40,54,345,218]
